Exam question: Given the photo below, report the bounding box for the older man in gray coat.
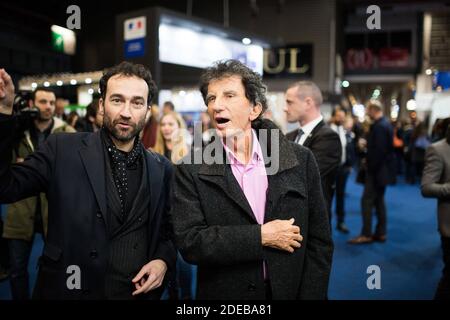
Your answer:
[171,60,333,300]
[422,123,450,300]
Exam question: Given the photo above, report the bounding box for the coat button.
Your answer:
[96,212,102,219]
[90,250,98,259]
[138,217,143,222]
[248,283,256,291]
[133,243,138,250]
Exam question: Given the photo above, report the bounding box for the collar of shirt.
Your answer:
[222,129,264,169]
[299,115,323,140]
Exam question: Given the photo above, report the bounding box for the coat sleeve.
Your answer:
[152,160,177,272]
[309,130,342,178]
[171,164,264,266]
[0,115,54,203]
[297,149,334,299]
[421,144,450,199]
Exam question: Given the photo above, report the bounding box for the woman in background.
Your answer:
[152,111,195,299]
[153,111,189,163]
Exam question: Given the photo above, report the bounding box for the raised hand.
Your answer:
[0,68,15,115]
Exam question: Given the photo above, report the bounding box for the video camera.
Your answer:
[12,91,41,134]
[13,91,40,121]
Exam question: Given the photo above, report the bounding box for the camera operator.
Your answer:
[2,86,75,300]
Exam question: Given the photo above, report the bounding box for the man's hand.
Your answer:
[0,69,15,115]
[261,218,303,253]
[131,259,168,296]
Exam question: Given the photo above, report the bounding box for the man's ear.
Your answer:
[305,97,314,110]
[249,103,263,121]
[98,98,105,116]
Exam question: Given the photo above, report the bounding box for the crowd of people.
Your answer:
[0,60,449,300]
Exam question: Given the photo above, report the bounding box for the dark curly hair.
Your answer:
[199,60,268,120]
[99,61,157,105]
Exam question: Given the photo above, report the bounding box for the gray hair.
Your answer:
[199,59,268,120]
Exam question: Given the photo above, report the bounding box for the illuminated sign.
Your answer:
[159,23,264,74]
[51,25,76,55]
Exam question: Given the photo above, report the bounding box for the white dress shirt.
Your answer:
[296,115,324,146]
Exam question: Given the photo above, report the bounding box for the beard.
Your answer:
[103,114,146,143]
[37,110,53,122]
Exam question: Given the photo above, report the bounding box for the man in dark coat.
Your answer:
[284,81,341,224]
[171,60,333,300]
[349,100,394,244]
[0,63,175,299]
[422,124,450,299]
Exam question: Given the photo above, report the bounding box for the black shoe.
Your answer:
[372,234,387,242]
[337,222,350,234]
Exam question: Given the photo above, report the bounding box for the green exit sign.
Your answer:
[51,25,76,55]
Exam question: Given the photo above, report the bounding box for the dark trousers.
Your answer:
[361,173,387,237]
[335,165,351,224]
[394,148,404,175]
[8,238,34,300]
[177,252,197,300]
[435,236,450,300]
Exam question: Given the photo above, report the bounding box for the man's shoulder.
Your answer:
[311,123,340,143]
[52,117,75,133]
[49,131,92,144]
[286,140,315,164]
[144,148,173,171]
[286,129,298,141]
[431,139,450,154]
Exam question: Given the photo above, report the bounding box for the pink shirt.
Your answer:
[222,130,268,225]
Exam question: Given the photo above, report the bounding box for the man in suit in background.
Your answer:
[0,63,175,299]
[422,123,450,299]
[284,81,341,224]
[348,100,394,244]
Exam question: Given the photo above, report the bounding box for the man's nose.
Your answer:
[119,102,132,118]
[211,97,225,112]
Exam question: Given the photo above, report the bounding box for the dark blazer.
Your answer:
[0,115,176,299]
[286,120,342,216]
[367,116,395,187]
[421,139,450,237]
[171,119,333,300]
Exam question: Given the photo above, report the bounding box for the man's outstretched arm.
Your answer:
[0,68,53,203]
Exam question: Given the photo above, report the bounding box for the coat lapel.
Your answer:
[255,123,303,221]
[302,120,325,147]
[198,160,257,224]
[79,132,108,227]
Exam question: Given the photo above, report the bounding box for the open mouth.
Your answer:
[117,122,132,128]
[215,117,230,125]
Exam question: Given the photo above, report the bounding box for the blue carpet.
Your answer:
[0,172,442,300]
[328,172,442,299]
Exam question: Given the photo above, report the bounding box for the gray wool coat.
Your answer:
[422,138,450,237]
[171,119,333,300]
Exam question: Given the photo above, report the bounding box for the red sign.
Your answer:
[379,48,409,68]
[345,48,374,70]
